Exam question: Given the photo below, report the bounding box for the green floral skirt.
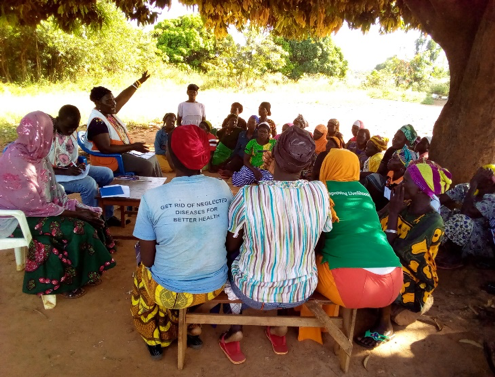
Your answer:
[13,216,116,295]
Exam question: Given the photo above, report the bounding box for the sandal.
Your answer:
[219,333,246,365]
[64,288,86,299]
[355,329,395,349]
[187,335,203,350]
[265,327,288,355]
[147,344,163,361]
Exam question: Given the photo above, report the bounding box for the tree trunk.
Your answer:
[404,0,495,183]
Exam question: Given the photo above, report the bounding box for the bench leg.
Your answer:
[14,247,26,272]
[177,308,187,370]
[338,308,357,373]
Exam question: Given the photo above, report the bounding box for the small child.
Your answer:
[154,113,176,173]
[177,84,206,126]
[231,122,276,187]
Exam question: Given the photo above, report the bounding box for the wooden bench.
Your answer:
[177,292,357,373]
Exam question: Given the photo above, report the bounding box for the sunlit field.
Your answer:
[0,78,443,148]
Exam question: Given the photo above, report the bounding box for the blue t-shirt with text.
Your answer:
[133,175,233,293]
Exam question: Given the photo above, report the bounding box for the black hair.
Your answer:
[231,102,243,113]
[162,113,175,122]
[222,113,238,128]
[167,130,200,176]
[58,105,81,121]
[198,121,211,132]
[259,102,271,116]
[90,86,111,102]
[187,83,199,91]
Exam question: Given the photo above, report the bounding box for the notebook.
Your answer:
[100,185,130,198]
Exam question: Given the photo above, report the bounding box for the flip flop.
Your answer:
[219,333,246,365]
[64,288,86,299]
[265,327,288,355]
[355,329,395,349]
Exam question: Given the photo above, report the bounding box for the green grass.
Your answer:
[366,87,431,104]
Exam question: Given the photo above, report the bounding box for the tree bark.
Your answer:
[404,0,495,183]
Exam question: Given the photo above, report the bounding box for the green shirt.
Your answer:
[321,181,401,270]
[245,139,276,168]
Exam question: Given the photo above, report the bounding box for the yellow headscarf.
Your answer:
[319,149,361,222]
[314,124,328,155]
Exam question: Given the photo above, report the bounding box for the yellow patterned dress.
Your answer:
[380,207,445,313]
[130,264,223,347]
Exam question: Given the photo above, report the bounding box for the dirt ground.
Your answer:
[2,127,494,377]
[2,207,495,377]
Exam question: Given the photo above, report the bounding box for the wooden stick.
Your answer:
[305,301,353,357]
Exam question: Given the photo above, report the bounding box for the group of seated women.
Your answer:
[127,120,470,363]
[1,73,494,365]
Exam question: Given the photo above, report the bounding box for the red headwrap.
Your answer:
[170,125,210,170]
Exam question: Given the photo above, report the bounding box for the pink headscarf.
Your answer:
[0,111,98,217]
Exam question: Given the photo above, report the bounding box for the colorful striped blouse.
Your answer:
[228,180,333,304]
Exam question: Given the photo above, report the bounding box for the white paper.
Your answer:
[101,184,131,198]
[55,164,91,183]
[384,187,391,200]
[128,151,155,160]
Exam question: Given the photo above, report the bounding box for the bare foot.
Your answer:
[269,326,288,337]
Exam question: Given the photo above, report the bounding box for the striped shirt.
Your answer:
[229,180,333,304]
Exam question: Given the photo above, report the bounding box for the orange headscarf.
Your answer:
[314,124,328,154]
[319,149,361,222]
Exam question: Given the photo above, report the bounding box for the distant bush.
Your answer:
[429,81,449,96]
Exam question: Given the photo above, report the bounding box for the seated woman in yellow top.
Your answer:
[362,135,389,173]
[85,71,162,177]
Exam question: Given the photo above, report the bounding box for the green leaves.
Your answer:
[0,1,159,83]
[274,36,348,80]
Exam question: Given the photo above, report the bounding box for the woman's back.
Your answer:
[133,175,233,290]
[229,180,332,303]
[322,180,400,270]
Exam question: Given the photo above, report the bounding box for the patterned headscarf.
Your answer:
[369,135,389,151]
[407,160,452,198]
[393,145,417,168]
[400,124,418,146]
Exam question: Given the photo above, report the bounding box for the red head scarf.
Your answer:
[170,125,210,170]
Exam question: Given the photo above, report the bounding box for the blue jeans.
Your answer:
[60,165,114,219]
[229,274,307,311]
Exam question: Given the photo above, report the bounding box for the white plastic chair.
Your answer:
[0,210,32,271]
[0,210,56,309]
